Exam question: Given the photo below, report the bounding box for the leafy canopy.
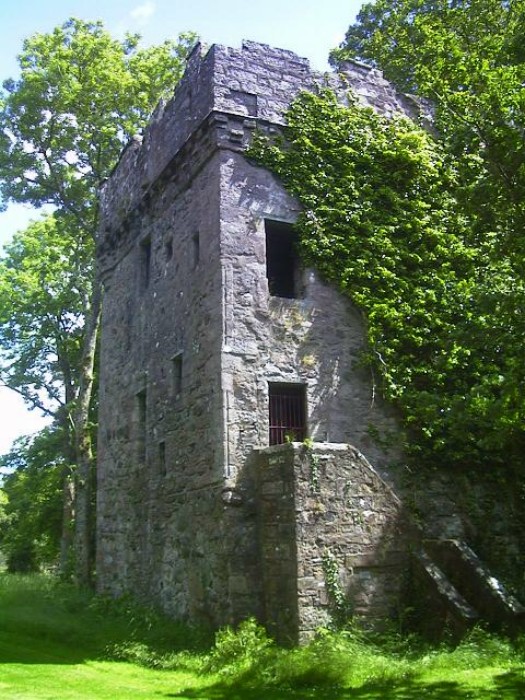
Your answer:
[250,89,524,469]
[331,0,525,261]
[0,428,65,571]
[0,214,92,414]
[0,18,196,226]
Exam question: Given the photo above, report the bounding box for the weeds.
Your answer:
[202,618,274,674]
[419,626,518,673]
[214,626,416,690]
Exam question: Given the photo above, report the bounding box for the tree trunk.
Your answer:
[74,279,102,587]
[59,465,75,576]
[56,358,77,578]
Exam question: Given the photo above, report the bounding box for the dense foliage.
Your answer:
[0,431,65,572]
[331,0,525,233]
[0,214,92,416]
[250,89,524,470]
[332,0,525,276]
[331,0,525,471]
[0,212,96,573]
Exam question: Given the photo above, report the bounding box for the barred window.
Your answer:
[268,383,307,445]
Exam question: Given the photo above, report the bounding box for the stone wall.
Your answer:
[218,147,402,476]
[258,443,411,644]
[97,145,229,619]
[98,40,421,241]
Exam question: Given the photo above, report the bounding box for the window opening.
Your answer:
[140,237,152,289]
[265,220,300,298]
[192,231,200,269]
[159,440,166,476]
[171,352,183,396]
[268,383,307,445]
[165,237,173,261]
[136,389,147,462]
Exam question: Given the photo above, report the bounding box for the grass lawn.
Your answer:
[1,574,524,699]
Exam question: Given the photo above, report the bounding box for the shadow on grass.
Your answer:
[166,669,525,700]
[0,634,92,665]
[0,574,212,665]
[491,669,525,698]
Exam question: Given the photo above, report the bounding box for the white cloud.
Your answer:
[130,2,156,24]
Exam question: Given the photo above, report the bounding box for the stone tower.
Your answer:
[96,41,417,642]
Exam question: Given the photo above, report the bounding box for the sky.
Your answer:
[0,0,362,456]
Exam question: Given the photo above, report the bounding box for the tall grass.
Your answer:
[0,573,209,664]
[1,573,524,699]
[200,619,521,691]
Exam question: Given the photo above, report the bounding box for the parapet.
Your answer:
[98,40,419,247]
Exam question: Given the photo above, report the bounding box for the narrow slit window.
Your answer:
[265,220,300,298]
[165,237,173,262]
[140,237,152,289]
[159,440,166,476]
[136,389,147,462]
[268,383,307,445]
[171,353,183,396]
[192,231,200,269]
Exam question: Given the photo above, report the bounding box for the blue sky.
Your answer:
[0,0,362,455]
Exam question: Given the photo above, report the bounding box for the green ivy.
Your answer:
[249,89,524,471]
[322,550,353,627]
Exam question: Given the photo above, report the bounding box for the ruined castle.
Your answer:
[96,41,523,643]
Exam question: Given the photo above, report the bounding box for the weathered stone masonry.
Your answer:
[96,40,524,641]
[258,443,410,643]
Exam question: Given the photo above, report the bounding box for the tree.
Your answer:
[0,429,65,573]
[331,0,525,257]
[0,214,93,571]
[0,215,91,415]
[0,18,196,584]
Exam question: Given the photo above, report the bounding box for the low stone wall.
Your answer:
[257,442,412,643]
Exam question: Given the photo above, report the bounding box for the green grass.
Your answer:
[0,574,524,699]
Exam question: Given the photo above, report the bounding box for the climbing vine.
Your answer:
[322,550,352,627]
[250,89,524,471]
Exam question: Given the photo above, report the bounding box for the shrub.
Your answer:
[202,618,274,674]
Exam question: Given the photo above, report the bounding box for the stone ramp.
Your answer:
[414,539,525,637]
[414,548,479,637]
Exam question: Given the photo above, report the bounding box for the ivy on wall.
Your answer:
[249,89,524,471]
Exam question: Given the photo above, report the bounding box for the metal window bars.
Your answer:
[269,384,306,445]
